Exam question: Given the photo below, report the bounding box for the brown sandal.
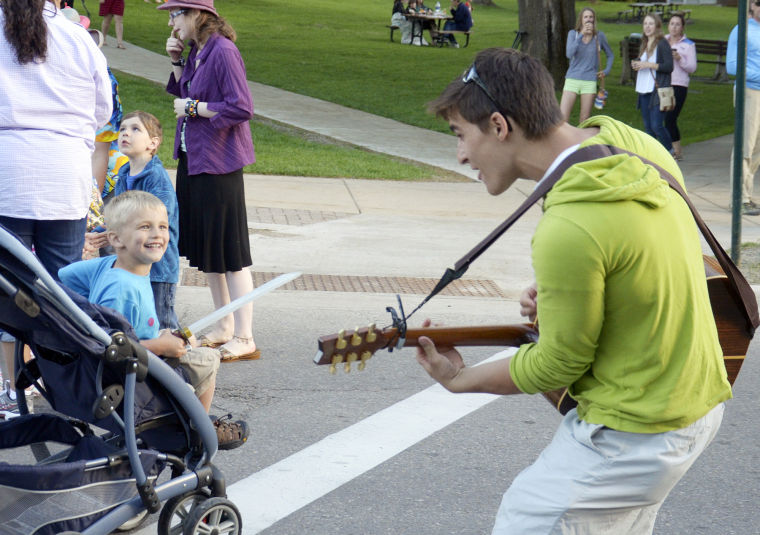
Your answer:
[212,414,250,450]
[218,336,261,363]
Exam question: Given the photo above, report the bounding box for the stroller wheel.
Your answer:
[158,488,211,535]
[182,497,242,535]
[115,509,149,531]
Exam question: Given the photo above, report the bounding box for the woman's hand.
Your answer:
[672,49,681,61]
[166,28,185,62]
[85,231,109,250]
[519,282,537,322]
[597,71,606,79]
[173,98,189,118]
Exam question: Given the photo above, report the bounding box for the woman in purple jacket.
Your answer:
[160,0,259,362]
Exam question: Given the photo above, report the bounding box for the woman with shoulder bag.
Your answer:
[631,13,674,153]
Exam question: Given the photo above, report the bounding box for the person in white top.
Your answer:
[0,0,111,406]
[631,14,674,153]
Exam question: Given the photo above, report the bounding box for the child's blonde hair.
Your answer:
[105,190,166,234]
[122,110,163,156]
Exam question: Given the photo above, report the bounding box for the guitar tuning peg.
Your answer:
[336,329,347,350]
[350,327,362,346]
[344,352,357,373]
[358,350,372,371]
[366,323,377,343]
[329,354,343,375]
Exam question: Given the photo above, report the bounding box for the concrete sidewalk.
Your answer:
[103,42,760,312]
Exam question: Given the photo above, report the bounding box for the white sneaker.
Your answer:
[0,386,18,419]
[0,380,33,418]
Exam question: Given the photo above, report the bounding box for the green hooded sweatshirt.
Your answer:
[509,116,732,433]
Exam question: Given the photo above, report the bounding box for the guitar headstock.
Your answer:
[314,324,394,374]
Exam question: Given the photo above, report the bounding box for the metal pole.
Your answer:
[732,0,749,264]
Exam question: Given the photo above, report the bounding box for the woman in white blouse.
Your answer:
[0,0,111,397]
[631,14,674,153]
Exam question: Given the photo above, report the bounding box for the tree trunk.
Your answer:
[517,0,575,90]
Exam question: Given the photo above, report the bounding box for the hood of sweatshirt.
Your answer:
[543,115,681,211]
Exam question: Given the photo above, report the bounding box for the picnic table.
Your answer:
[621,1,689,23]
[405,12,450,46]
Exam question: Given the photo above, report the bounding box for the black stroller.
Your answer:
[0,225,242,535]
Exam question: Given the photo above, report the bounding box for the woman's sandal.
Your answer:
[198,335,229,349]
[218,336,261,363]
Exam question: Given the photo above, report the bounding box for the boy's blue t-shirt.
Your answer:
[113,155,179,285]
[59,256,160,340]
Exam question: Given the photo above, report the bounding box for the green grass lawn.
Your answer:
[98,0,740,177]
[114,70,463,180]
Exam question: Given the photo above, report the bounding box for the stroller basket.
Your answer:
[0,414,163,535]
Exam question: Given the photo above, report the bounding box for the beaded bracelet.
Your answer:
[184,99,200,118]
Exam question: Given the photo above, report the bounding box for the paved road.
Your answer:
[12,40,760,535]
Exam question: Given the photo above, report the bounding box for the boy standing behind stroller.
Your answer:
[61,191,249,450]
[86,111,180,331]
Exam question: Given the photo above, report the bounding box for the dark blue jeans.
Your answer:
[638,91,673,152]
[151,281,179,331]
[0,216,86,342]
[0,216,86,280]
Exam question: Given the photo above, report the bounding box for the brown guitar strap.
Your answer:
[419,144,759,336]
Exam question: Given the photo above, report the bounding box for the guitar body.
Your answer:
[543,256,752,415]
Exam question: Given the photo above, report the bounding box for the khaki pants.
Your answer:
[731,86,760,203]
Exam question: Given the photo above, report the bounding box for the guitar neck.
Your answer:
[395,324,539,349]
[314,323,538,368]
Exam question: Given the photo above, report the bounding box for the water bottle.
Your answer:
[434,1,441,14]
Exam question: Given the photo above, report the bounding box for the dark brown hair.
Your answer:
[194,10,236,45]
[122,111,163,155]
[428,48,563,140]
[1,0,49,64]
[668,13,686,30]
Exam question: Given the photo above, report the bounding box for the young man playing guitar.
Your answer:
[417,48,732,534]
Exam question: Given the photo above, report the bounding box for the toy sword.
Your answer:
[174,271,301,343]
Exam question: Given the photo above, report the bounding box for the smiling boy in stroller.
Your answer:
[60,190,249,451]
[0,211,245,532]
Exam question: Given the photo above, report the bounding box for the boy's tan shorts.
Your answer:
[179,346,220,397]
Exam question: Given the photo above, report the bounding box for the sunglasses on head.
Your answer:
[462,64,512,132]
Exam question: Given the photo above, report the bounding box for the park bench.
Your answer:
[434,29,471,48]
[387,24,400,42]
[691,38,729,81]
[619,36,729,84]
[616,9,633,23]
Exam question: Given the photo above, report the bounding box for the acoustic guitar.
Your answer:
[314,257,751,415]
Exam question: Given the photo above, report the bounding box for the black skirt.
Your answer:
[176,152,252,273]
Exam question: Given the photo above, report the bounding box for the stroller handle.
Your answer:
[0,226,112,346]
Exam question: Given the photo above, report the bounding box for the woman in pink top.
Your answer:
[665,13,697,160]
